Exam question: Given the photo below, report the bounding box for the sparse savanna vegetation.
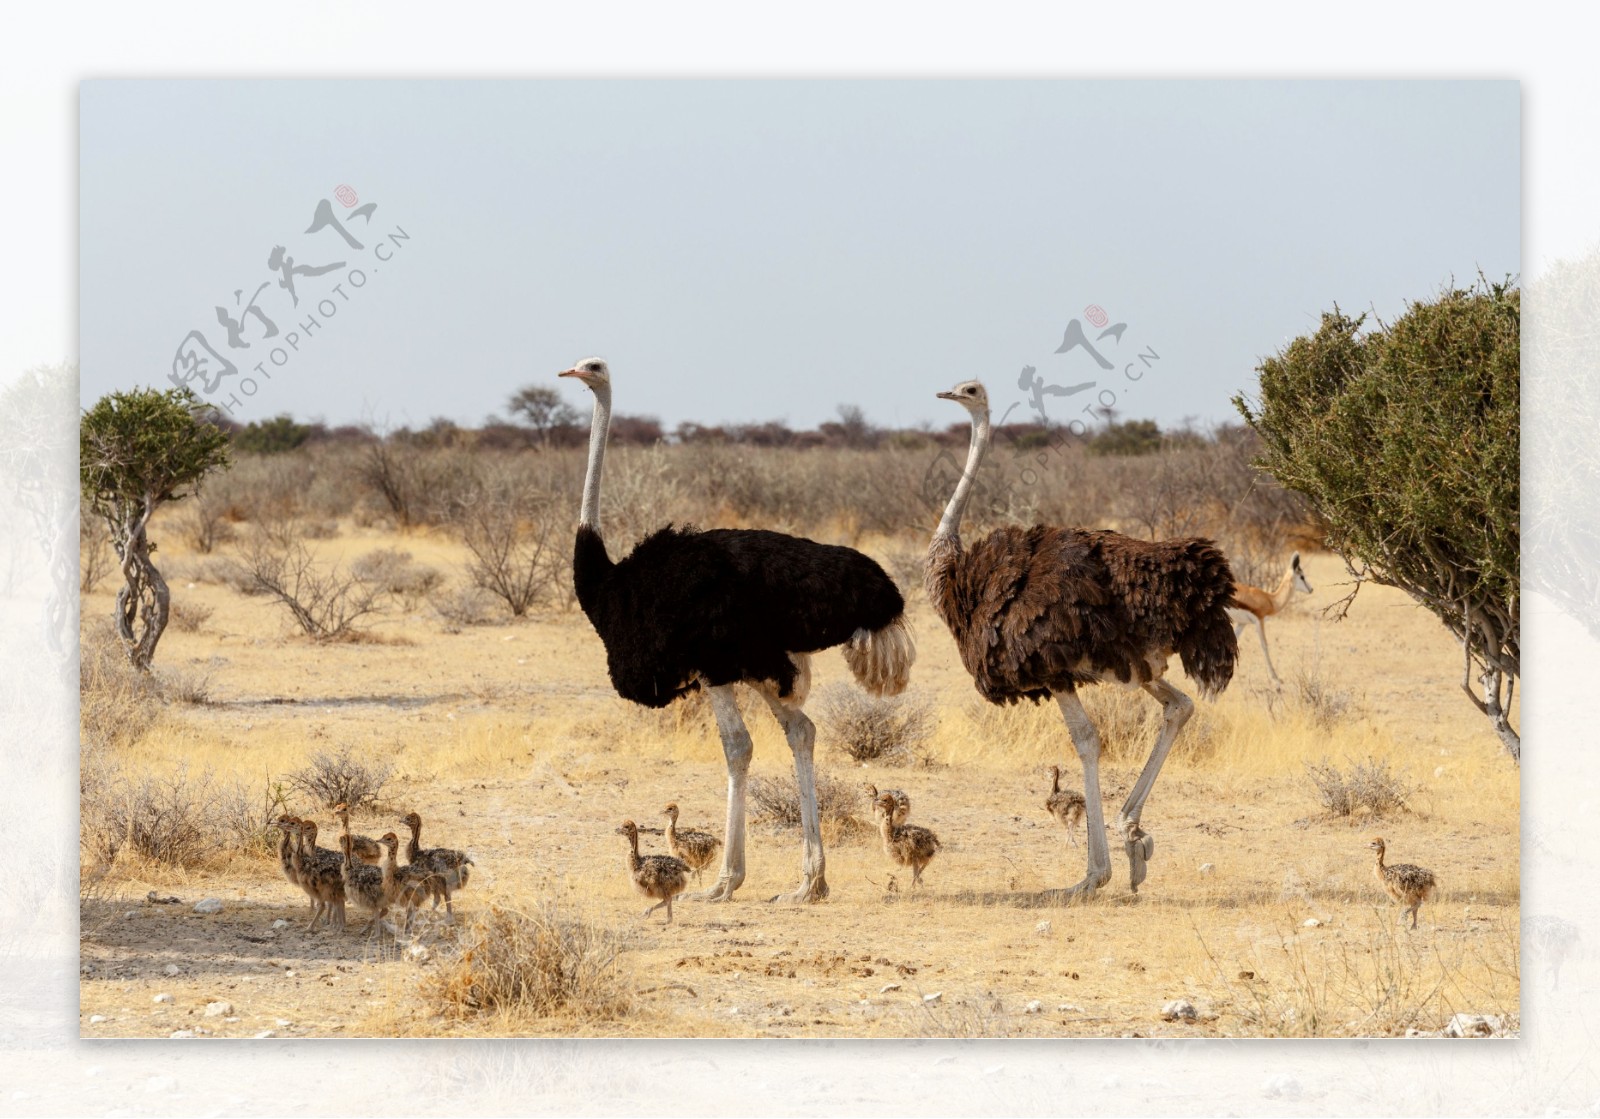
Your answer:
[79,328,1518,1038]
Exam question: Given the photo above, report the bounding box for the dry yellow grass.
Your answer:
[78,519,1518,1038]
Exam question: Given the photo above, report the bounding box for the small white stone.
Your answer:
[193,898,223,915]
[275,1018,293,1027]
[272,919,290,930]
[152,993,173,1004]
[88,1014,108,1024]
[923,992,943,1005]
[1024,1000,1043,1014]
[879,983,901,993]
[1161,999,1197,1021]
[727,1007,741,1016]
[1302,918,1322,928]
[1035,919,1052,936]
[283,969,296,978]
[203,1001,233,1017]
[1198,863,1215,875]
[162,963,181,977]
[1057,1003,1084,1013]
[254,1030,276,1039]
[123,910,140,920]
[407,944,431,962]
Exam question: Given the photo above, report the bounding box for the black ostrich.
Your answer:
[925,380,1237,901]
[559,358,915,903]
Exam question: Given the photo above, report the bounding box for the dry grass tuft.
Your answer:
[423,900,631,1020]
[815,683,935,766]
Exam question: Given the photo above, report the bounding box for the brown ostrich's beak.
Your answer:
[558,368,581,379]
[936,390,957,400]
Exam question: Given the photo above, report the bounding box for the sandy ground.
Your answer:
[79,539,1519,1038]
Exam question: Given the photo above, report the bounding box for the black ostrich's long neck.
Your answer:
[934,405,992,544]
[574,382,616,616]
[579,381,613,533]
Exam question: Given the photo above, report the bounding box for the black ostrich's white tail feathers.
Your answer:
[844,614,915,696]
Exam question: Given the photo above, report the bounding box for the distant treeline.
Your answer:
[220,407,1210,459]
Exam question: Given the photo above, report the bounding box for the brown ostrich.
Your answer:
[295,818,347,932]
[1044,765,1087,847]
[926,380,1237,900]
[1368,837,1438,929]
[617,820,690,924]
[662,803,721,886]
[875,793,941,888]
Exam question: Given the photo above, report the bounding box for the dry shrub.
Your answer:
[815,683,934,766]
[1305,756,1415,819]
[230,534,389,640]
[430,585,503,630]
[748,771,864,835]
[80,765,272,870]
[350,547,444,611]
[424,901,631,1019]
[167,600,214,633]
[286,745,393,809]
[157,666,211,705]
[79,624,163,750]
[173,486,235,554]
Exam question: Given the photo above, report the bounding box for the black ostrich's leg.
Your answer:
[1044,691,1111,903]
[757,658,827,903]
[691,683,753,903]
[1115,678,1193,892]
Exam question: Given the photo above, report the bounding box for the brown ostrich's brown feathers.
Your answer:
[926,527,1237,705]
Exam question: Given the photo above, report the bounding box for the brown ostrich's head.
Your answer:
[936,379,990,417]
[558,357,611,390]
[399,812,422,830]
[663,804,679,820]
[616,820,638,839]
[1367,837,1386,853]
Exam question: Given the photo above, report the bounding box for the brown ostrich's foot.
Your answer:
[689,875,742,903]
[1125,825,1155,893]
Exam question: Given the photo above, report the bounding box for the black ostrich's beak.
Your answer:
[558,368,580,379]
[936,390,957,400]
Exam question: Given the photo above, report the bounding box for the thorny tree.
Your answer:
[80,386,231,670]
[1236,278,1520,761]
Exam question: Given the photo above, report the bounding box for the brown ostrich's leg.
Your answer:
[1115,678,1194,892]
[690,684,753,903]
[1045,692,1112,903]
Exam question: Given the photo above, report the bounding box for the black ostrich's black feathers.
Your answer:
[574,524,905,708]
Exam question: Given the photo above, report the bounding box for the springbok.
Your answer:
[1226,553,1312,687]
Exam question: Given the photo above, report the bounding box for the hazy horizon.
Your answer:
[80,80,1519,433]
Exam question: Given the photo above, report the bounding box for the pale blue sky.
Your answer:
[80,80,1519,432]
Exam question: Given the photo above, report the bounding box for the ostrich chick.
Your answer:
[1368,837,1437,929]
[398,811,473,919]
[296,819,347,932]
[876,793,941,888]
[341,830,401,937]
[663,803,721,885]
[864,783,910,827]
[331,802,384,865]
[617,820,690,924]
[1044,765,1087,847]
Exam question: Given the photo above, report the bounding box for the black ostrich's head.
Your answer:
[559,356,611,390]
[936,379,989,416]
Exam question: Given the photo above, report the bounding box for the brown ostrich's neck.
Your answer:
[405,820,422,863]
[933,405,993,544]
